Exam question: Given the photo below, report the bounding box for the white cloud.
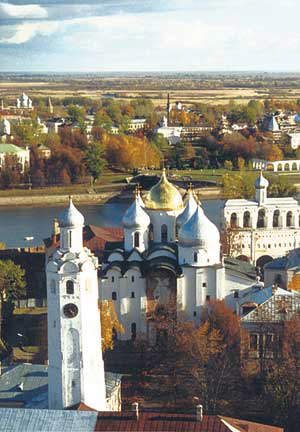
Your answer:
[0,2,48,19]
[0,21,58,44]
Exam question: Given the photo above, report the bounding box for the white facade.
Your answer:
[252,158,300,172]
[0,118,10,136]
[46,197,106,411]
[223,173,300,266]
[99,172,248,342]
[0,144,30,172]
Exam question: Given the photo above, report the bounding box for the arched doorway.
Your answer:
[273,210,280,228]
[257,209,266,228]
[292,162,297,171]
[284,163,290,171]
[230,213,238,228]
[286,211,293,227]
[266,164,274,171]
[256,255,273,269]
[243,211,251,228]
[278,163,283,171]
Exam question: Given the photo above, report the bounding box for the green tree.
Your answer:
[0,259,26,303]
[84,140,106,187]
[67,104,86,123]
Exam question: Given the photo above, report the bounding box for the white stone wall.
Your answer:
[147,209,182,243]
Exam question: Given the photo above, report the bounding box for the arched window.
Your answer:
[134,232,140,248]
[112,292,117,301]
[286,211,293,227]
[257,209,265,228]
[66,280,74,295]
[131,322,137,341]
[273,210,280,228]
[131,276,135,282]
[274,274,283,287]
[148,224,154,242]
[230,213,237,228]
[243,211,250,228]
[161,224,168,242]
[194,252,198,262]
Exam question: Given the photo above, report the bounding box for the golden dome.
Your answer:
[144,169,184,211]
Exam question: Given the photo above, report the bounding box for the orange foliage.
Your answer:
[288,274,300,291]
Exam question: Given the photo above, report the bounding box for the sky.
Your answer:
[1,0,300,72]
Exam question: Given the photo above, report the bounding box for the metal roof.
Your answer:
[0,408,97,432]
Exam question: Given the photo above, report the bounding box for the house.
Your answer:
[0,144,30,172]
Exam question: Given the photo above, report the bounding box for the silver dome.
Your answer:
[59,196,84,228]
[178,205,220,247]
[122,195,150,229]
[176,190,198,229]
[255,172,269,189]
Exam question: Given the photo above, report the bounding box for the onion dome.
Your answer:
[255,172,269,189]
[122,193,150,229]
[177,189,198,229]
[144,169,183,211]
[59,196,84,228]
[178,205,220,247]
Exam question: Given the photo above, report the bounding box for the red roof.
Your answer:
[76,408,283,432]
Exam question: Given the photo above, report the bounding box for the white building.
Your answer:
[128,118,147,132]
[0,144,30,172]
[0,118,10,136]
[99,172,256,342]
[223,172,300,267]
[288,132,300,149]
[46,197,106,411]
[155,116,182,145]
[16,93,33,109]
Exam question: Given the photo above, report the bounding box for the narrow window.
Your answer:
[131,292,135,298]
[131,322,137,341]
[66,280,74,295]
[194,252,198,262]
[161,224,168,242]
[250,334,258,350]
[193,311,197,317]
[131,276,135,283]
[53,320,56,328]
[134,232,140,248]
[206,295,210,302]
[69,231,72,248]
[112,292,117,301]
[112,276,114,283]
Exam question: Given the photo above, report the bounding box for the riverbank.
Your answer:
[0,186,223,207]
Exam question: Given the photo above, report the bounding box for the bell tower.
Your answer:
[46,197,106,411]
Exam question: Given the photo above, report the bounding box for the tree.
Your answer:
[224,160,233,170]
[0,259,26,343]
[288,274,300,291]
[67,104,86,124]
[84,140,106,188]
[220,223,243,257]
[99,300,124,352]
[222,172,256,199]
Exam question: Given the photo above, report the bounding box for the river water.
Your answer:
[0,199,224,249]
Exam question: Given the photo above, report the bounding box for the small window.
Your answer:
[194,252,198,262]
[202,282,207,287]
[134,232,140,248]
[161,224,168,242]
[66,280,74,295]
[53,320,56,328]
[112,276,115,283]
[193,311,197,317]
[72,380,76,388]
[112,292,117,301]
[131,276,135,283]
[206,295,210,302]
[131,292,135,298]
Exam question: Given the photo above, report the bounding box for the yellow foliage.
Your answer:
[288,274,300,292]
[99,300,124,352]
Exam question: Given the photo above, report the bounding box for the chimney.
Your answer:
[132,402,139,420]
[196,404,203,422]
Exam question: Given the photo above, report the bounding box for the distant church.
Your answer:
[100,170,255,341]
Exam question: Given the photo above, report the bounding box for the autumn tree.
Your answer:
[224,160,233,170]
[237,157,245,171]
[220,223,243,258]
[99,300,124,352]
[222,172,256,199]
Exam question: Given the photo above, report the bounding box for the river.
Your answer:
[0,199,224,249]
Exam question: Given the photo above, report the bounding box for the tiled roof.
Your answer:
[89,412,283,432]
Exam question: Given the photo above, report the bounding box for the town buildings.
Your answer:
[223,172,300,267]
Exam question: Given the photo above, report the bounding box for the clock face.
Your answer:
[63,303,78,318]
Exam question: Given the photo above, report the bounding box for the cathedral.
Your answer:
[100,170,251,341]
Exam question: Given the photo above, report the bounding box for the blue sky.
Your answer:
[1,0,300,72]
